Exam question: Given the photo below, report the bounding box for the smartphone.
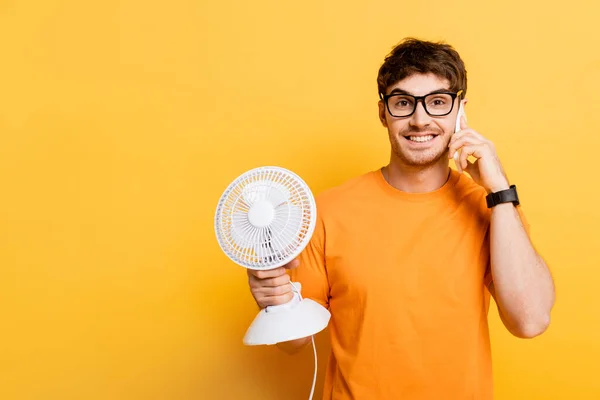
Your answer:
[453,104,466,164]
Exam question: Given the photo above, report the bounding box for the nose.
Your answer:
[409,100,431,128]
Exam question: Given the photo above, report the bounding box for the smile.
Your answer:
[405,135,437,143]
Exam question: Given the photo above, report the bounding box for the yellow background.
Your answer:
[1,1,598,399]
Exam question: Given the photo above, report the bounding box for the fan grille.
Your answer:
[215,166,317,270]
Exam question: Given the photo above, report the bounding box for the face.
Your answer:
[378,73,464,167]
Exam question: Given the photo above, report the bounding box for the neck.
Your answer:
[382,154,451,193]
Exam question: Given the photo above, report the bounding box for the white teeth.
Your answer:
[409,135,434,142]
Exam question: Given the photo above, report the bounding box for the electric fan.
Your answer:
[214,166,331,346]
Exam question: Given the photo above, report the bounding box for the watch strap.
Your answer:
[486,185,519,208]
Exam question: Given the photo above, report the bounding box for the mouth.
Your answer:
[403,134,439,143]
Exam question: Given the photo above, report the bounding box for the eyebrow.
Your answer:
[387,88,451,96]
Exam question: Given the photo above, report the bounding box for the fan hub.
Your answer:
[247,200,275,228]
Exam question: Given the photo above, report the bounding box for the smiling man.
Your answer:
[246,38,555,399]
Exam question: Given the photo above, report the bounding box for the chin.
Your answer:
[402,156,444,167]
[393,146,447,167]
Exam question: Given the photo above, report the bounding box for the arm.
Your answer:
[449,114,555,338]
[487,203,555,338]
[247,260,314,354]
[247,260,321,354]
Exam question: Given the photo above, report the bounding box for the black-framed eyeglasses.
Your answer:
[380,89,463,118]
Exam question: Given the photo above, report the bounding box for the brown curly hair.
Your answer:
[377,38,467,99]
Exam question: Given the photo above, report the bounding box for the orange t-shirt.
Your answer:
[291,168,527,399]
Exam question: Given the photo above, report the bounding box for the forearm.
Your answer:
[489,203,555,338]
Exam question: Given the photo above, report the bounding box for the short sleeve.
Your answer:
[289,207,330,309]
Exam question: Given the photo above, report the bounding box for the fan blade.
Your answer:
[268,204,304,253]
[230,222,249,249]
[229,209,254,249]
[241,181,268,204]
[243,180,291,207]
[264,182,291,207]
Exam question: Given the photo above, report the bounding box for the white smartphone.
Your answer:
[453,103,466,164]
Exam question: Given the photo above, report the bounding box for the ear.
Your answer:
[378,100,388,128]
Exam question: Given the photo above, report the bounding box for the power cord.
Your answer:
[289,281,318,400]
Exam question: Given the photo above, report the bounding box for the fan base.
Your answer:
[243,285,331,345]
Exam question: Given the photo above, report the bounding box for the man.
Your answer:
[246,38,555,399]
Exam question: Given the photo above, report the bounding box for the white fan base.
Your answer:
[243,284,331,346]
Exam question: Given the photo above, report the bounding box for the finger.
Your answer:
[255,291,293,308]
[247,267,287,279]
[450,129,486,146]
[448,135,482,160]
[459,145,472,171]
[261,292,295,307]
[449,139,464,173]
[459,144,485,171]
[448,137,467,159]
[448,131,465,146]
[449,130,473,148]
[249,272,291,288]
[450,128,484,144]
[449,129,466,144]
[253,284,293,298]
[456,128,488,144]
[454,150,462,174]
[464,158,479,178]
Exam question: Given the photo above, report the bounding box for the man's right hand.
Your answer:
[247,258,300,309]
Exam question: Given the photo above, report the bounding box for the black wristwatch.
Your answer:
[486,185,520,208]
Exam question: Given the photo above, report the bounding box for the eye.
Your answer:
[429,97,448,106]
[391,96,414,108]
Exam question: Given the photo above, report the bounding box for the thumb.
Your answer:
[464,158,479,180]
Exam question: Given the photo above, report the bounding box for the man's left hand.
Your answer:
[448,115,510,193]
